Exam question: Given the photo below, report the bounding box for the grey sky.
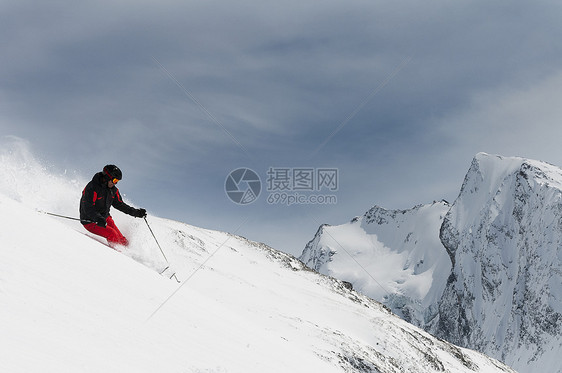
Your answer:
[2,0,562,255]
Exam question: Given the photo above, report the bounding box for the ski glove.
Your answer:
[135,208,147,218]
[96,217,107,227]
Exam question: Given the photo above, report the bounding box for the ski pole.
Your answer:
[37,210,93,224]
[144,217,180,283]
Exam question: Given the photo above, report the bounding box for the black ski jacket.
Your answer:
[79,172,141,225]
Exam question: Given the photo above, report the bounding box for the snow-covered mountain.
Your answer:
[301,152,562,373]
[0,141,515,372]
[436,153,562,371]
[300,201,452,330]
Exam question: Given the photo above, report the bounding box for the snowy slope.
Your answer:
[0,140,517,372]
[300,201,452,329]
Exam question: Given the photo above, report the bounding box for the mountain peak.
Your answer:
[300,201,452,328]
[437,153,562,370]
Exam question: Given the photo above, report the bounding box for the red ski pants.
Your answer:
[83,216,129,246]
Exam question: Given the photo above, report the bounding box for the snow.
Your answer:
[0,139,516,372]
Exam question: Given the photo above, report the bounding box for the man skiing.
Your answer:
[80,165,147,247]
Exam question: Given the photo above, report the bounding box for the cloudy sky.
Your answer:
[2,0,562,256]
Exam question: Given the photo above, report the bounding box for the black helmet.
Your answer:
[103,165,122,180]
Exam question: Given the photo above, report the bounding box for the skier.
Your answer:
[80,165,147,247]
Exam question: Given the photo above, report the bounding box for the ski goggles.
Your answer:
[111,178,120,184]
